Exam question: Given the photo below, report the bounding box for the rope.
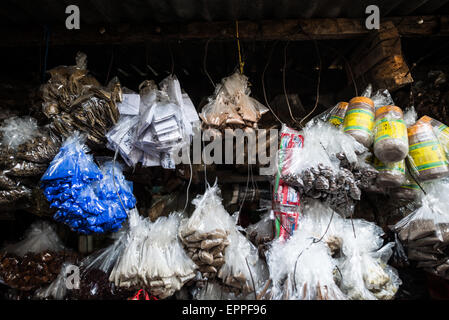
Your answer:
[262,41,282,124]
[235,21,245,74]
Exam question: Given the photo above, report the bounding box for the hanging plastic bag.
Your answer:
[3,221,65,257]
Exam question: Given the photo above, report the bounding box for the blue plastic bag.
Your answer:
[40,133,136,234]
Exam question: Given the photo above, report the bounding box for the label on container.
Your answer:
[329,115,344,126]
[374,158,405,173]
[273,183,301,207]
[409,140,449,172]
[374,118,407,144]
[343,108,374,134]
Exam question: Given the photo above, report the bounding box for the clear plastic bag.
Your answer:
[266,200,400,300]
[41,134,134,234]
[35,263,77,300]
[3,221,65,257]
[199,72,268,129]
[109,209,197,299]
[0,116,39,150]
[179,183,268,296]
[394,180,449,257]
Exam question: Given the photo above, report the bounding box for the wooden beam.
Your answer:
[349,21,413,92]
[0,15,449,47]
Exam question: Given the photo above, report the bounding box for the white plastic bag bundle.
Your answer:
[266,200,400,300]
[0,116,39,150]
[138,212,197,299]
[266,201,347,300]
[3,221,65,256]
[109,209,197,299]
[278,120,367,183]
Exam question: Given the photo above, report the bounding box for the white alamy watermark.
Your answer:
[173,127,279,176]
[65,5,80,30]
[365,5,380,30]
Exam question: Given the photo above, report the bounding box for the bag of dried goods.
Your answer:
[199,72,268,130]
[394,180,449,279]
[343,97,375,148]
[407,121,449,182]
[179,183,268,296]
[373,106,408,163]
[0,222,79,292]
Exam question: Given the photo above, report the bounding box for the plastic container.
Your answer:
[417,115,449,156]
[374,157,405,188]
[328,102,348,127]
[373,106,408,163]
[407,121,449,182]
[343,97,375,148]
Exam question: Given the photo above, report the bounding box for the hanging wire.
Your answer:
[262,41,282,124]
[282,40,301,125]
[183,147,194,213]
[105,46,114,86]
[299,39,322,128]
[204,38,216,89]
[245,257,257,300]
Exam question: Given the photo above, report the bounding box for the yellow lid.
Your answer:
[375,105,403,118]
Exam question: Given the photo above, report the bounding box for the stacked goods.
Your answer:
[407,121,449,182]
[0,117,61,209]
[373,106,408,163]
[40,52,121,149]
[40,134,136,234]
[106,75,199,169]
[394,181,449,279]
[417,115,449,156]
[0,221,78,292]
[199,72,269,130]
[179,184,267,296]
[343,97,375,148]
[109,210,197,299]
[266,200,401,300]
[272,125,304,240]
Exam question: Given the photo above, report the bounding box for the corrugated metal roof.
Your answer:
[2,0,449,26]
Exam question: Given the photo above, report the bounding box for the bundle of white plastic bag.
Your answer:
[109,208,197,299]
[179,183,268,297]
[265,200,401,300]
[106,75,199,169]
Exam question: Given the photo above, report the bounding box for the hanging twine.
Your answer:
[235,20,245,74]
